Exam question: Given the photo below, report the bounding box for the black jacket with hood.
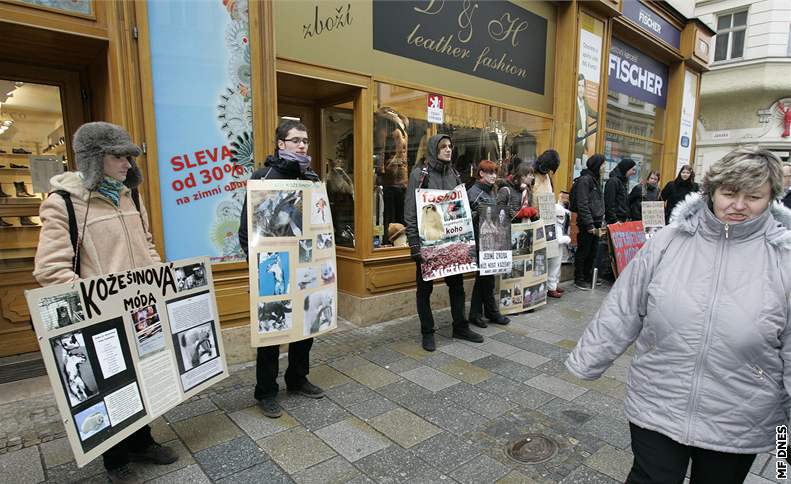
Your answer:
[238,154,320,257]
[573,156,605,231]
[627,182,661,221]
[604,159,635,224]
[661,179,700,222]
[404,134,460,249]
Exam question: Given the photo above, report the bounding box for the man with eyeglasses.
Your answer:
[782,162,791,208]
[238,120,325,419]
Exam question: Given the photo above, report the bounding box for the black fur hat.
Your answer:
[73,122,142,190]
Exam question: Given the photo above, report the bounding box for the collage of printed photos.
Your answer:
[247,179,337,346]
[26,257,227,467]
[498,220,549,315]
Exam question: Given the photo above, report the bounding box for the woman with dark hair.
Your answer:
[628,170,661,221]
[661,165,699,221]
[497,162,538,222]
[533,149,560,196]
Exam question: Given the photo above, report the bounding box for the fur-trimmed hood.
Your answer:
[73,122,142,190]
[48,171,130,201]
[670,192,791,250]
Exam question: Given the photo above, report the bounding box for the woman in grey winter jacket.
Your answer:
[566,147,791,483]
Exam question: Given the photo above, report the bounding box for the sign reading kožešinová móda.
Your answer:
[373,0,548,94]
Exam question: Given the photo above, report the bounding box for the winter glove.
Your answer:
[410,245,422,264]
[516,206,538,220]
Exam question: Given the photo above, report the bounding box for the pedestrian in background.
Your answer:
[34,122,177,483]
[570,154,605,290]
[628,170,661,221]
[604,158,636,225]
[661,164,699,222]
[567,147,791,483]
[467,160,510,328]
[239,120,326,419]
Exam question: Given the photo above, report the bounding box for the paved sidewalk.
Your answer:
[0,283,783,483]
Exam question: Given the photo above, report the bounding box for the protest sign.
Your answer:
[25,257,227,467]
[416,184,478,281]
[608,221,646,275]
[247,179,337,347]
[537,192,559,258]
[641,201,665,239]
[499,220,549,314]
[477,203,512,276]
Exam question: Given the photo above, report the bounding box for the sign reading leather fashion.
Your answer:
[24,257,228,468]
[608,38,668,108]
[621,0,681,49]
[373,0,548,94]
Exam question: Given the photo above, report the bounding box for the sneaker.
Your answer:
[288,381,325,399]
[107,464,143,483]
[488,315,510,325]
[421,333,436,352]
[574,280,592,291]
[128,443,178,465]
[547,290,563,298]
[257,397,283,418]
[469,316,487,328]
[452,325,484,343]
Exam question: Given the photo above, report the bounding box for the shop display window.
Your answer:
[372,82,552,249]
[321,104,355,248]
[603,132,662,191]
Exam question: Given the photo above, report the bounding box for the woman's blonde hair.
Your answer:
[702,147,783,200]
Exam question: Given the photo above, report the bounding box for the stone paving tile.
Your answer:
[556,339,578,350]
[399,366,460,392]
[150,416,178,443]
[368,408,441,448]
[228,405,300,440]
[344,475,377,484]
[557,371,627,401]
[39,437,72,468]
[215,460,293,484]
[559,465,621,483]
[328,355,371,372]
[360,348,406,367]
[171,411,243,453]
[420,402,489,435]
[0,445,43,484]
[411,432,483,473]
[477,339,522,357]
[449,453,512,484]
[580,414,631,450]
[258,427,336,474]
[292,455,360,484]
[571,391,626,421]
[210,387,257,413]
[375,380,433,408]
[603,364,629,384]
[749,452,770,475]
[43,458,106,484]
[436,383,516,420]
[149,464,210,484]
[584,444,633,482]
[491,332,571,360]
[341,363,401,390]
[437,358,494,385]
[534,358,568,376]
[504,349,551,368]
[420,352,460,369]
[314,417,391,461]
[438,342,488,362]
[192,435,267,481]
[345,395,399,421]
[520,329,566,344]
[383,357,423,375]
[354,446,446,483]
[287,397,350,430]
[472,325,506,337]
[278,390,316,411]
[163,398,219,423]
[497,470,542,483]
[388,341,432,361]
[472,355,542,382]
[307,365,352,390]
[760,456,787,481]
[128,439,194,481]
[477,375,556,409]
[526,374,588,401]
[325,381,381,408]
[538,398,596,427]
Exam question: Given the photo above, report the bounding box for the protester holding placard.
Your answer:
[570,154,606,290]
[533,150,566,299]
[238,120,325,419]
[404,134,483,352]
[467,161,510,329]
[34,122,176,483]
[567,148,791,482]
[497,162,538,222]
[661,164,698,222]
[604,158,636,225]
[627,170,661,221]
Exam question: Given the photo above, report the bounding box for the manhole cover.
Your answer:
[506,434,558,464]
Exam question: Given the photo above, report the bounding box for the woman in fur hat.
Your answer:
[567,147,791,482]
[34,122,176,482]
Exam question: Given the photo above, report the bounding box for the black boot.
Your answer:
[421,333,436,352]
[0,184,8,198]
[20,216,38,226]
[0,217,12,228]
[488,314,510,325]
[469,315,488,328]
[452,323,484,343]
[14,182,34,197]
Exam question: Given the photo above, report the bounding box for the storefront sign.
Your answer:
[677,70,698,172]
[148,0,254,262]
[373,0,548,94]
[621,0,680,49]
[25,257,228,467]
[608,221,646,275]
[608,38,668,108]
[427,93,444,124]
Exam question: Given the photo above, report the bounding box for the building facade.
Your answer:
[695,0,791,174]
[0,0,712,370]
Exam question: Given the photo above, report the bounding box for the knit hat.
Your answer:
[616,158,636,175]
[586,154,606,173]
[73,122,142,190]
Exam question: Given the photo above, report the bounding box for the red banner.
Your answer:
[608,221,646,275]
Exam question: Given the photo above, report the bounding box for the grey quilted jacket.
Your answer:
[566,193,791,453]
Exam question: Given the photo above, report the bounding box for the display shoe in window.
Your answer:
[10,163,26,169]
[0,184,9,198]
[14,182,35,197]
[20,216,38,226]
[0,217,12,228]
[12,147,31,154]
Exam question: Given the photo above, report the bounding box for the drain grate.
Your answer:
[506,434,558,464]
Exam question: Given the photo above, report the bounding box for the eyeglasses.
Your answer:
[283,137,310,146]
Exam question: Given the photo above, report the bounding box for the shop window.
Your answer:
[603,132,662,191]
[605,89,665,141]
[714,10,748,62]
[372,82,552,249]
[322,103,355,248]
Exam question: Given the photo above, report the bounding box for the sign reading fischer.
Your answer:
[608,38,668,108]
[621,0,680,49]
[373,0,548,94]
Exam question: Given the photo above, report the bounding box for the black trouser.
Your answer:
[103,425,155,470]
[627,423,756,484]
[574,227,599,282]
[383,186,405,244]
[415,264,467,334]
[469,274,500,320]
[254,338,313,400]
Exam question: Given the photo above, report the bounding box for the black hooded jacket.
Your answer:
[404,134,460,249]
[604,163,633,224]
[661,179,699,222]
[238,154,320,257]
[627,182,661,220]
[573,157,605,231]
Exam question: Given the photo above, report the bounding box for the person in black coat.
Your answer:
[628,170,661,221]
[661,165,699,222]
[604,158,636,225]
[238,120,325,419]
[781,163,791,208]
[571,154,606,289]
